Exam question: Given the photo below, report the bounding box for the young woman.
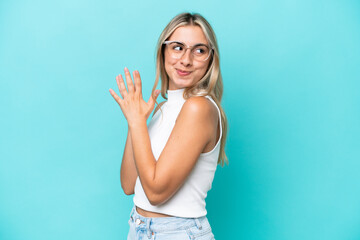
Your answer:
[109,12,228,240]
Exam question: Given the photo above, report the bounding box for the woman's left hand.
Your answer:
[109,67,160,127]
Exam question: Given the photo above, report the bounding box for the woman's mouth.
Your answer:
[176,69,192,76]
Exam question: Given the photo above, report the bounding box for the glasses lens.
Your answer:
[192,45,210,61]
[167,42,185,59]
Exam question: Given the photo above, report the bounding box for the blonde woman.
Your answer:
[109,12,227,240]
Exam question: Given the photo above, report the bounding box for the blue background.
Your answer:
[1,0,360,239]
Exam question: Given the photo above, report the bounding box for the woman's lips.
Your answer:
[176,69,192,76]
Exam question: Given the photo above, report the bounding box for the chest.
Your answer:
[147,103,184,160]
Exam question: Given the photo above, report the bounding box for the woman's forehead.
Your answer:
[168,25,208,45]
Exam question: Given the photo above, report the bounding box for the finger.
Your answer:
[124,67,134,94]
[133,70,142,98]
[109,88,124,106]
[116,74,128,98]
[148,89,160,107]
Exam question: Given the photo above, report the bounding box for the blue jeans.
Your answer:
[127,205,215,240]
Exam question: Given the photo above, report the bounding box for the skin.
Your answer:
[109,25,220,218]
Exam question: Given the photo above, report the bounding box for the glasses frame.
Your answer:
[163,40,213,62]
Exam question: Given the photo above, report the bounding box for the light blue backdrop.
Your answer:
[1,0,359,239]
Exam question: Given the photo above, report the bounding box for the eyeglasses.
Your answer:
[163,41,213,62]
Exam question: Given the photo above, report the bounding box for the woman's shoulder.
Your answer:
[181,96,218,119]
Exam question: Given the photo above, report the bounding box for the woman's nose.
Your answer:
[180,48,193,66]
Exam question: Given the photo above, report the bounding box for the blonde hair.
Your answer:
[152,13,228,166]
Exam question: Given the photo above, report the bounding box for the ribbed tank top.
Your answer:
[133,88,222,218]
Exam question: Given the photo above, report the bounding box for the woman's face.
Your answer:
[164,25,211,90]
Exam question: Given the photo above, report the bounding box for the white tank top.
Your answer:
[133,88,222,218]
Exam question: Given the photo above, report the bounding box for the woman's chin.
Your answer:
[169,79,193,90]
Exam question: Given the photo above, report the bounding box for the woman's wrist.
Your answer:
[128,118,147,131]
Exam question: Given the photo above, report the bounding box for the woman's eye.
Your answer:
[194,47,206,55]
[173,45,183,51]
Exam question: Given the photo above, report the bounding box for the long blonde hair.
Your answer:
[152,13,228,166]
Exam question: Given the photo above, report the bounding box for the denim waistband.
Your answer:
[129,205,209,233]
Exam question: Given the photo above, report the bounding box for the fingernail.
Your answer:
[124,67,128,72]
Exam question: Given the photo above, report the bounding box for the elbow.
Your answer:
[122,188,134,195]
[147,192,168,206]
[148,197,162,206]
[121,182,135,195]
[120,174,136,195]
[145,181,170,206]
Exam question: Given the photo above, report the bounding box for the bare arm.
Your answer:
[120,130,137,195]
[120,101,165,195]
